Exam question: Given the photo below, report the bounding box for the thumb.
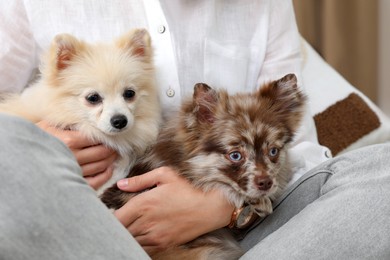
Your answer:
[116,167,169,192]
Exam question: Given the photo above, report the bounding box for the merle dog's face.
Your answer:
[179,74,305,205]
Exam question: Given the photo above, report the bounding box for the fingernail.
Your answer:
[117,179,128,188]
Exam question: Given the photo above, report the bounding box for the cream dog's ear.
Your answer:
[49,33,85,71]
[116,28,153,61]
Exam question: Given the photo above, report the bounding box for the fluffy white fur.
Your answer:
[0,29,161,194]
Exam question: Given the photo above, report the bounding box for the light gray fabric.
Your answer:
[240,142,390,260]
[0,114,150,260]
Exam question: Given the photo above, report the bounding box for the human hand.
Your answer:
[36,121,117,190]
[114,166,235,255]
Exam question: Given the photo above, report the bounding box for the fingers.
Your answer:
[37,120,117,166]
[113,184,162,230]
[117,167,175,192]
[36,121,98,148]
[136,235,160,248]
[85,166,114,190]
[80,147,117,175]
[114,197,142,228]
[58,130,98,149]
[78,147,117,189]
[114,167,183,228]
[76,144,116,165]
[142,246,158,256]
[114,197,167,250]
[126,216,148,237]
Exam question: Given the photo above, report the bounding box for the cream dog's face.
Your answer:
[71,55,148,136]
[40,29,156,137]
[85,88,135,134]
[80,84,137,136]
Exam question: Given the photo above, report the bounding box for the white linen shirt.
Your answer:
[0,0,331,184]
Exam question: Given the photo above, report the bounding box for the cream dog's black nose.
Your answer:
[111,114,128,129]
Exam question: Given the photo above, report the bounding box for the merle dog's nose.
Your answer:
[110,114,128,129]
[255,176,273,191]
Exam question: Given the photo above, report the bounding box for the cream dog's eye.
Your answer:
[123,89,135,100]
[86,93,102,104]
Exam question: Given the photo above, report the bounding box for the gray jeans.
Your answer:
[0,114,389,260]
[239,141,390,259]
[0,115,149,260]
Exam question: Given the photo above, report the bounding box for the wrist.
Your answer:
[210,189,235,227]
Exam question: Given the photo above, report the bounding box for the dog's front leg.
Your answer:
[251,196,273,218]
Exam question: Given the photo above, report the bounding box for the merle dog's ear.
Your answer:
[258,73,307,132]
[193,83,218,124]
[258,73,304,112]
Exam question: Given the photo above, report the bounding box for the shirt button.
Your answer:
[166,87,175,97]
[325,149,332,158]
[157,25,166,34]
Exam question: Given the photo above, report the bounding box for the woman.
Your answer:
[1,1,388,259]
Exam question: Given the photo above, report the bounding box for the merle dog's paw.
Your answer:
[252,197,273,218]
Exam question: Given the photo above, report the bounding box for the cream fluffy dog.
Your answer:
[0,29,161,194]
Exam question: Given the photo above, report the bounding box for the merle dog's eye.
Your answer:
[229,151,242,162]
[86,93,102,104]
[269,147,279,157]
[123,89,135,100]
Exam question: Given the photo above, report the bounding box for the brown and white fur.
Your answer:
[101,74,306,259]
[0,29,161,195]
